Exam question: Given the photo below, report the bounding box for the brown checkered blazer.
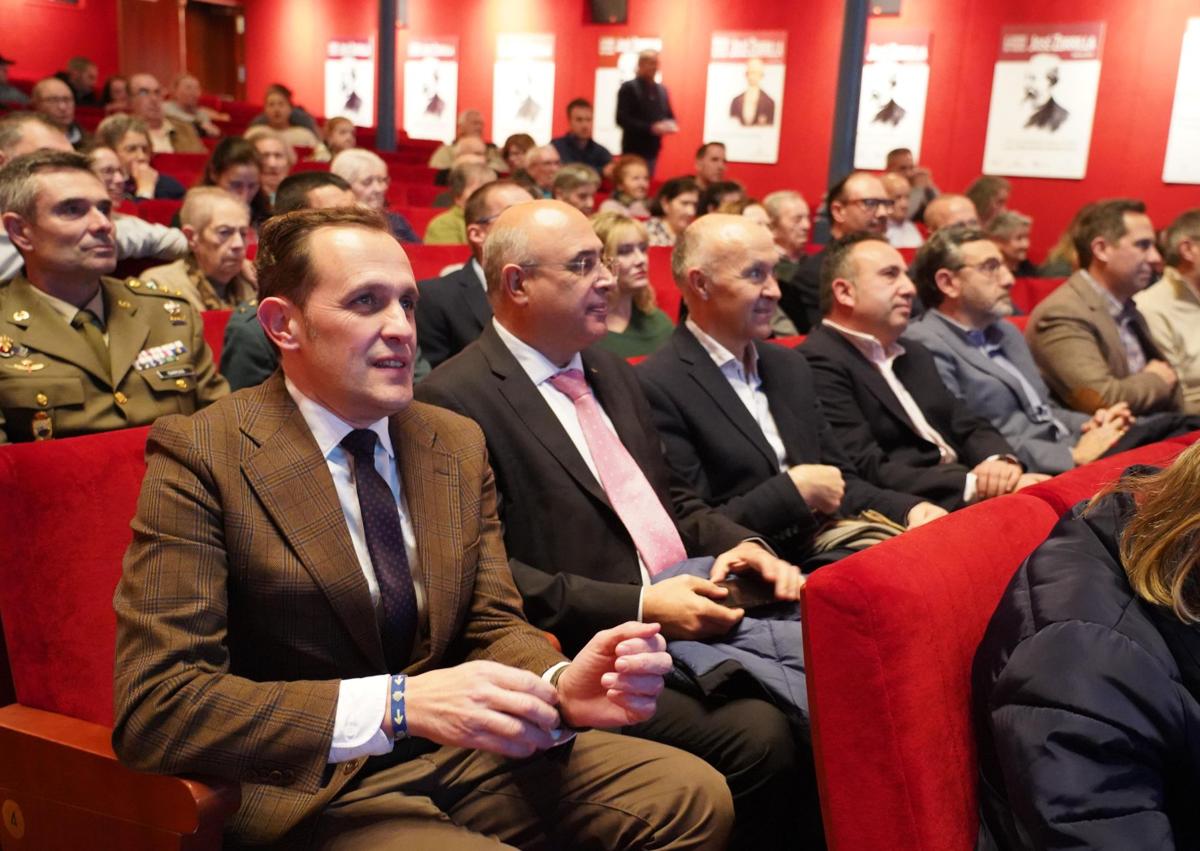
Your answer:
[112,372,564,845]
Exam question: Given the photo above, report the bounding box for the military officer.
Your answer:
[0,149,227,443]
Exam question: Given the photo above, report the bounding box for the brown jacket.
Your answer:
[163,115,207,154]
[112,374,564,844]
[1025,271,1180,414]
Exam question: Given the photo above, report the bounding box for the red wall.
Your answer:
[0,0,119,81]
[240,0,1200,260]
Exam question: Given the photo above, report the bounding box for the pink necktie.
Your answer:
[549,369,687,575]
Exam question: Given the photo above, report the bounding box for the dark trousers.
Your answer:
[1107,412,1200,456]
[625,685,826,850]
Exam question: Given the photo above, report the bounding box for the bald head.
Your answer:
[0,114,72,166]
[924,193,980,232]
[31,78,75,131]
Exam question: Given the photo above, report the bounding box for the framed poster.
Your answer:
[702,31,787,164]
[593,35,662,154]
[493,33,555,145]
[404,37,458,143]
[324,39,374,127]
[1163,18,1200,184]
[853,26,930,169]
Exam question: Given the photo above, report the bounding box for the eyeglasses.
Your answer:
[956,258,1007,278]
[523,254,617,279]
[848,198,895,212]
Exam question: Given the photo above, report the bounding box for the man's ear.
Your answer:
[1178,237,1199,268]
[2,211,33,253]
[500,264,528,305]
[1090,235,1111,266]
[686,268,710,301]
[934,267,960,301]
[181,224,198,249]
[466,222,485,251]
[257,296,301,352]
[831,277,856,309]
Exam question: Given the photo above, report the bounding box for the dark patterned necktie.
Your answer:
[340,428,418,671]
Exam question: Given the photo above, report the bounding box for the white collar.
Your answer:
[492,317,584,386]
[822,318,905,361]
[685,317,758,378]
[284,375,395,462]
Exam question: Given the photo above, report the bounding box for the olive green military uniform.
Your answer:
[141,255,257,313]
[0,275,229,444]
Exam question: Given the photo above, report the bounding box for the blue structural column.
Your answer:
[376,0,398,152]
[827,0,870,188]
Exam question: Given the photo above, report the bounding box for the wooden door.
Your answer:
[184,0,244,100]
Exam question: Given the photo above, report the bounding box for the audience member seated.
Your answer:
[638,214,944,566]
[128,72,206,154]
[142,187,256,311]
[256,83,320,149]
[114,205,729,850]
[1,113,76,280]
[697,180,744,216]
[1028,198,1182,415]
[428,109,507,173]
[86,145,188,266]
[986,209,1037,276]
[273,170,356,215]
[779,171,889,333]
[716,196,770,228]
[415,179,532,369]
[763,189,811,336]
[247,81,321,136]
[424,161,496,244]
[0,149,227,443]
[162,73,224,138]
[907,225,1197,475]
[886,146,938,221]
[800,234,1046,510]
[55,55,101,106]
[31,77,87,148]
[972,442,1200,850]
[523,144,561,199]
[645,176,699,247]
[965,175,1010,229]
[100,74,129,115]
[331,148,420,243]
[881,172,923,249]
[94,113,184,200]
[0,54,30,106]
[317,115,357,162]
[416,198,815,851]
[598,154,651,218]
[551,98,613,179]
[591,211,673,357]
[923,192,980,232]
[199,136,272,227]
[246,126,294,202]
[1136,208,1200,415]
[551,163,599,215]
[500,132,535,174]
[693,142,727,192]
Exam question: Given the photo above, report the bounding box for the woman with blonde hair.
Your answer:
[973,440,1200,849]
[590,211,674,357]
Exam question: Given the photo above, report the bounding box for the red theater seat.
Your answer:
[647,246,680,322]
[203,309,233,365]
[803,494,1060,851]
[400,183,446,207]
[1009,277,1064,314]
[768,334,805,348]
[0,428,239,848]
[1019,439,1188,515]
[134,199,184,226]
[388,164,439,184]
[403,243,471,280]
[293,160,330,173]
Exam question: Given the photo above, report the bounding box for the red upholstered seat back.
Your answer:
[1019,439,1188,515]
[0,426,151,727]
[133,199,184,227]
[403,243,472,280]
[202,309,233,365]
[802,493,1060,851]
[1009,276,1064,314]
[647,246,681,322]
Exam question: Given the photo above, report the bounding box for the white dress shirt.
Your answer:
[686,319,788,471]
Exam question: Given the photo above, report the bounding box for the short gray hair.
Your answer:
[553,164,599,194]
[0,113,62,159]
[0,149,94,222]
[986,210,1032,240]
[179,186,248,231]
[1163,209,1200,267]
[330,147,384,184]
[482,220,531,297]
[762,190,804,226]
[95,113,150,151]
[671,219,709,285]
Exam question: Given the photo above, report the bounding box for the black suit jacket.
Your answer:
[730,90,776,126]
[776,251,824,334]
[616,77,674,160]
[415,323,755,653]
[415,261,492,370]
[800,324,1016,510]
[637,325,923,562]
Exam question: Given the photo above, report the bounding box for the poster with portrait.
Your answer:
[702,31,787,164]
[853,26,930,170]
[593,35,663,154]
[403,37,459,143]
[981,23,1105,179]
[1163,18,1200,184]
[324,39,375,127]
[493,33,555,146]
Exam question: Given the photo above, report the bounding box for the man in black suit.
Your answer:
[638,215,945,565]
[799,234,1048,511]
[778,171,890,334]
[616,50,677,176]
[417,199,813,850]
[728,58,776,127]
[415,180,533,369]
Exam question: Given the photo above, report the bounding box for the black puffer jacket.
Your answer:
[972,490,1200,850]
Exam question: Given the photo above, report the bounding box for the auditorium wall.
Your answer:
[0,0,119,80]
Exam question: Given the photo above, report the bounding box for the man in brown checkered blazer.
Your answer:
[112,206,732,849]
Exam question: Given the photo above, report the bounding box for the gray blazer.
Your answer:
[1025,272,1178,414]
[906,312,1089,475]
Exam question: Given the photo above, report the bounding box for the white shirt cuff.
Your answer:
[542,661,570,683]
[328,675,394,763]
[637,587,645,622]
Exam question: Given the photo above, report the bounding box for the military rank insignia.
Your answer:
[163,301,187,325]
[134,340,189,371]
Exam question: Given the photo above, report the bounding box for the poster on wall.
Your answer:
[324,39,375,127]
[1163,18,1200,184]
[403,37,459,143]
[702,31,787,164]
[493,33,555,146]
[981,23,1105,180]
[593,35,663,155]
[853,26,930,170]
